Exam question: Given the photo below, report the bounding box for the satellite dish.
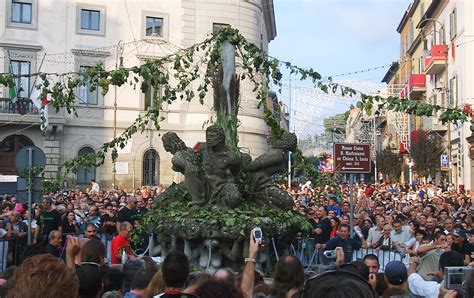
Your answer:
[15,146,46,173]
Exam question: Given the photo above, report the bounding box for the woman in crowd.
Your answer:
[62,211,80,235]
[329,217,340,239]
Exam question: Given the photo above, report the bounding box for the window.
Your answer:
[81,9,100,30]
[6,0,37,29]
[78,66,99,105]
[418,57,424,73]
[439,25,445,45]
[10,60,31,98]
[213,23,229,34]
[11,1,32,24]
[77,147,96,184]
[144,85,161,110]
[450,8,457,40]
[141,11,168,40]
[76,4,106,36]
[408,20,414,48]
[419,2,425,20]
[142,149,159,186]
[146,16,163,36]
[449,76,457,107]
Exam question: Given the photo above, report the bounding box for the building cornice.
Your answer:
[0,41,42,51]
[397,0,419,33]
[262,0,277,41]
[382,62,400,83]
[71,49,110,58]
[417,0,442,29]
[407,34,422,56]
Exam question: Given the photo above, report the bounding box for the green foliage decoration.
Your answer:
[0,26,469,178]
[132,185,312,245]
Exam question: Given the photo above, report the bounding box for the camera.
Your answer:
[323,250,337,259]
[445,267,474,291]
[251,227,262,245]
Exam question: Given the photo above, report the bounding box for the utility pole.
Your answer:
[287,73,292,189]
[113,41,125,188]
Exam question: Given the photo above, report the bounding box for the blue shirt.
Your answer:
[327,205,341,216]
[325,236,361,263]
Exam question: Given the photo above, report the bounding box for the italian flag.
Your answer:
[30,79,49,131]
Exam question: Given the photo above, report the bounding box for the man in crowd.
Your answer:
[111,221,136,264]
[318,224,365,263]
[382,260,410,297]
[117,196,140,232]
[408,251,464,297]
[312,206,332,246]
[391,218,411,249]
[366,215,384,247]
[46,230,62,257]
[415,231,448,280]
[91,179,100,194]
[36,197,63,244]
[157,250,197,297]
[84,223,100,240]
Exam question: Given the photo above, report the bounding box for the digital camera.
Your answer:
[445,266,474,295]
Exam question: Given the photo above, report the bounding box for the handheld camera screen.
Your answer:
[254,230,261,238]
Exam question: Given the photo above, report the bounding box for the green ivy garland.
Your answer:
[0,26,470,180]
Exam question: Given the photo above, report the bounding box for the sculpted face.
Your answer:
[206,125,225,147]
[162,132,186,154]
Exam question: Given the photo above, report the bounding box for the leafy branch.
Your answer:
[0,26,470,177]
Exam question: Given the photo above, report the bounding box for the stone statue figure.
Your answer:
[161,132,206,206]
[200,125,242,209]
[246,131,298,210]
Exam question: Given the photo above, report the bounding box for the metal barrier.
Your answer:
[0,233,409,273]
[291,238,409,273]
[0,233,116,272]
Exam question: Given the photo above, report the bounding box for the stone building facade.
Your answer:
[0,0,277,189]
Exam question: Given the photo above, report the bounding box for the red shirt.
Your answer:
[111,234,132,264]
[364,187,374,197]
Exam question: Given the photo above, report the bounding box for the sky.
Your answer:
[269,0,413,139]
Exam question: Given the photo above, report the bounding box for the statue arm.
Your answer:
[247,150,284,172]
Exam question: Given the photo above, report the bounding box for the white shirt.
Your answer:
[92,182,100,193]
[367,226,382,245]
[408,273,440,298]
[391,226,412,244]
[22,219,37,229]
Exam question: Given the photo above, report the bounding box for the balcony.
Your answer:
[0,97,39,115]
[399,74,426,99]
[424,45,448,75]
[0,97,40,124]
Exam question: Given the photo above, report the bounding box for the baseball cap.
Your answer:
[384,261,407,285]
[453,230,467,239]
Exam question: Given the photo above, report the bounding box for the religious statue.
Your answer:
[200,125,242,209]
[246,131,298,210]
[161,132,206,206]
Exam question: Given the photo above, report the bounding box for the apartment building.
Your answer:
[382,0,474,190]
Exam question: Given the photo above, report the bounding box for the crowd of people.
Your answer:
[0,178,471,297]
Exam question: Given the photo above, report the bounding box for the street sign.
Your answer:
[440,154,449,171]
[334,143,371,173]
[15,146,46,172]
